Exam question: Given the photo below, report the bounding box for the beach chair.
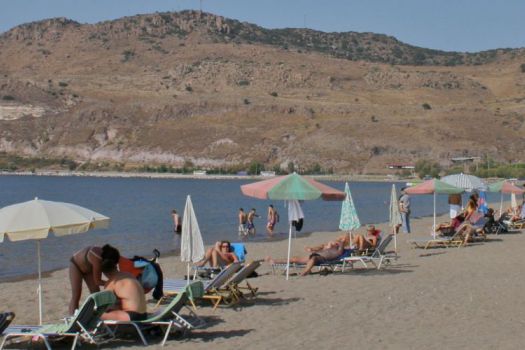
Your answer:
[342,234,396,270]
[104,283,203,347]
[0,312,15,336]
[162,262,242,310]
[219,261,260,302]
[407,229,465,250]
[192,242,247,279]
[0,291,116,350]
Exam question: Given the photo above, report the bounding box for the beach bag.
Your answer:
[119,250,164,300]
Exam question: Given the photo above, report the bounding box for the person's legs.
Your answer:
[401,213,410,233]
[195,247,213,267]
[265,255,310,265]
[68,262,83,315]
[300,257,319,276]
[211,249,228,268]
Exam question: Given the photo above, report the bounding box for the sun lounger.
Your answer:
[219,261,260,303]
[0,291,116,350]
[191,243,247,279]
[407,229,465,249]
[0,312,15,336]
[162,262,242,310]
[104,282,202,347]
[342,234,397,270]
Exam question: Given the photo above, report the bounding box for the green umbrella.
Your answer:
[339,182,361,231]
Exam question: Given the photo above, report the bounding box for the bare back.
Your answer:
[105,272,147,313]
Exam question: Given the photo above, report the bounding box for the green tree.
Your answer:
[415,159,441,179]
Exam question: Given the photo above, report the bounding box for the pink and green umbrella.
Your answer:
[404,179,463,237]
[241,173,345,279]
[241,173,345,201]
[488,180,525,216]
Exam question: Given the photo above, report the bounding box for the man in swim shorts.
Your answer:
[99,245,148,321]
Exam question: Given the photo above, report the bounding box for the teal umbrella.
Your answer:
[339,182,361,231]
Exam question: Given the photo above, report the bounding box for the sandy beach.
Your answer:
[1,212,524,350]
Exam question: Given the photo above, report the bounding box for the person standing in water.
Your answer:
[238,208,248,238]
[172,209,181,236]
[266,204,278,237]
[247,208,259,236]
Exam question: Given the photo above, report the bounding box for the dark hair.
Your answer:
[269,204,274,208]
[239,208,244,211]
[172,209,177,214]
[220,240,231,248]
[101,244,120,273]
[401,187,407,191]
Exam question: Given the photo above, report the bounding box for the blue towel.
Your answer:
[230,243,247,262]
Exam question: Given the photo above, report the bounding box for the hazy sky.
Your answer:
[1,0,524,53]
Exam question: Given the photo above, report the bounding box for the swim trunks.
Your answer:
[126,311,148,321]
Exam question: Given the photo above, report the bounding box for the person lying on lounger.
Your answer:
[351,225,381,251]
[195,241,239,268]
[434,213,465,236]
[265,233,350,276]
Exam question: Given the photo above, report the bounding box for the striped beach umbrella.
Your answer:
[441,173,487,192]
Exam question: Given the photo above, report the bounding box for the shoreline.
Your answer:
[0,170,409,182]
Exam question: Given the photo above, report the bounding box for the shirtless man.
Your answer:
[196,241,239,268]
[266,234,349,276]
[266,204,277,237]
[247,208,259,236]
[99,245,148,321]
[238,208,248,237]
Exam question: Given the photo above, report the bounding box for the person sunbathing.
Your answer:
[265,234,350,276]
[352,225,381,251]
[195,241,239,268]
[434,213,465,236]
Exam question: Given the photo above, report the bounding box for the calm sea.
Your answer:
[0,175,501,279]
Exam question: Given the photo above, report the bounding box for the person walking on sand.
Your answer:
[172,209,181,236]
[266,204,278,237]
[238,208,248,237]
[399,187,411,233]
[247,208,259,236]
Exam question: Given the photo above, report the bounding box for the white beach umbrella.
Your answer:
[0,198,110,324]
[389,184,402,253]
[441,173,487,192]
[180,195,205,285]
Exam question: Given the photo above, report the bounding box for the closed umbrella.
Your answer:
[389,184,402,253]
[339,182,361,245]
[241,173,345,279]
[441,173,487,192]
[0,198,109,324]
[404,179,463,238]
[180,195,205,285]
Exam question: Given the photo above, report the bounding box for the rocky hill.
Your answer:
[0,11,524,174]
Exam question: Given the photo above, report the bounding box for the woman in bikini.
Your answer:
[68,245,106,315]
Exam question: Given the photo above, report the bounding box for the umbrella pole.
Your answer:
[286,223,293,280]
[186,263,190,285]
[393,225,398,254]
[37,240,43,325]
[499,192,503,219]
[433,192,436,239]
